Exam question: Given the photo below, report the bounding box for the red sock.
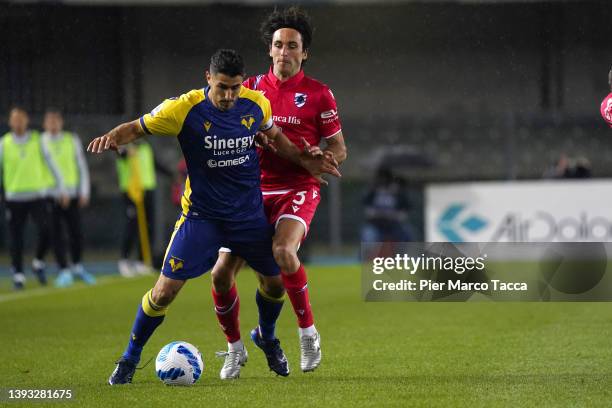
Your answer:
[212,284,241,343]
[281,264,314,328]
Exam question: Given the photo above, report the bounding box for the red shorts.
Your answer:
[262,185,321,238]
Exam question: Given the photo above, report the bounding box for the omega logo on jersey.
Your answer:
[273,115,301,125]
[207,155,250,168]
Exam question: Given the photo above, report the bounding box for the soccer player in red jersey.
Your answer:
[211,6,347,375]
[600,66,612,127]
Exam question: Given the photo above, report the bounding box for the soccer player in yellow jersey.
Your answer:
[88,49,339,384]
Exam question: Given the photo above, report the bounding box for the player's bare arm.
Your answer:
[323,132,347,164]
[262,124,341,179]
[87,120,144,153]
[301,134,347,166]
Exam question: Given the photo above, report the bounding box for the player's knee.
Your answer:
[261,276,285,299]
[272,243,297,269]
[211,270,234,294]
[211,261,233,280]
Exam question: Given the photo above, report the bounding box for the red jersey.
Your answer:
[244,67,342,191]
[600,92,612,127]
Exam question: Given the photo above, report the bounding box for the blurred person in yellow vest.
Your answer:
[42,109,96,287]
[0,107,69,290]
[116,139,159,277]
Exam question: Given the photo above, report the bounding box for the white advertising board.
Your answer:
[426,180,612,242]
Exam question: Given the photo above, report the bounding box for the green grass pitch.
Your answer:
[1,265,611,407]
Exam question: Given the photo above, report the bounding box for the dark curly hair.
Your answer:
[210,49,245,77]
[260,6,313,52]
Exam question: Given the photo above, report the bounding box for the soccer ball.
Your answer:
[155,341,204,386]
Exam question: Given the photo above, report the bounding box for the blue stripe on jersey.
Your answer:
[139,117,151,135]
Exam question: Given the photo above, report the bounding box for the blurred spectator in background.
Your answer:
[543,153,570,178]
[42,109,96,287]
[543,153,592,179]
[572,156,592,178]
[361,167,413,243]
[116,139,171,276]
[0,107,69,290]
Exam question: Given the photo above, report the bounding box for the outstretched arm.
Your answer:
[262,125,341,181]
[87,120,144,153]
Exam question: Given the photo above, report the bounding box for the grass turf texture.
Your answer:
[1,265,611,407]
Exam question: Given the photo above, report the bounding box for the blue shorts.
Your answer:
[161,214,280,280]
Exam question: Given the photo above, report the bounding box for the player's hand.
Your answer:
[323,150,335,161]
[255,131,277,153]
[78,195,90,208]
[59,194,70,209]
[87,132,119,153]
[314,175,330,185]
[300,138,340,184]
[301,137,324,158]
[314,151,337,186]
[301,154,342,185]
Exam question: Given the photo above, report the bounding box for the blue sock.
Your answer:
[122,290,167,364]
[255,287,284,340]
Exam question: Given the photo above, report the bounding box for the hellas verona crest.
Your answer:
[241,115,256,129]
[169,256,184,272]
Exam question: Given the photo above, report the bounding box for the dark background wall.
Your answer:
[1,1,611,249]
[3,3,612,118]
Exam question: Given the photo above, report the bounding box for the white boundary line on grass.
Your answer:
[0,276,147,304]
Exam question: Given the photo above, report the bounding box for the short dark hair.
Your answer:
[8,105,27,119]
[260,6,313,52]
[45,107,63,117]
[210,49,245,77]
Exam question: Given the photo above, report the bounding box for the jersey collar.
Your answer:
[42,131,62,139]
[203,85,234,112]
[11,131,32,144]
[266,66,305,89]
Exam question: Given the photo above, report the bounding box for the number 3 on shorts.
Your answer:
[293,191,307,205]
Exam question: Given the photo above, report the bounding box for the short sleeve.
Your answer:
[140,93,198,137]
[318,87,342,138]
[258,95,274,131]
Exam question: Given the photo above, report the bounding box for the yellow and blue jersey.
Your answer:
[140,86,273,222]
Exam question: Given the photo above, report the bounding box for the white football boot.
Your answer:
[133,261,154,276]
[118,259,136,278]
[300,329,322,372]
[216,342,248,379]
